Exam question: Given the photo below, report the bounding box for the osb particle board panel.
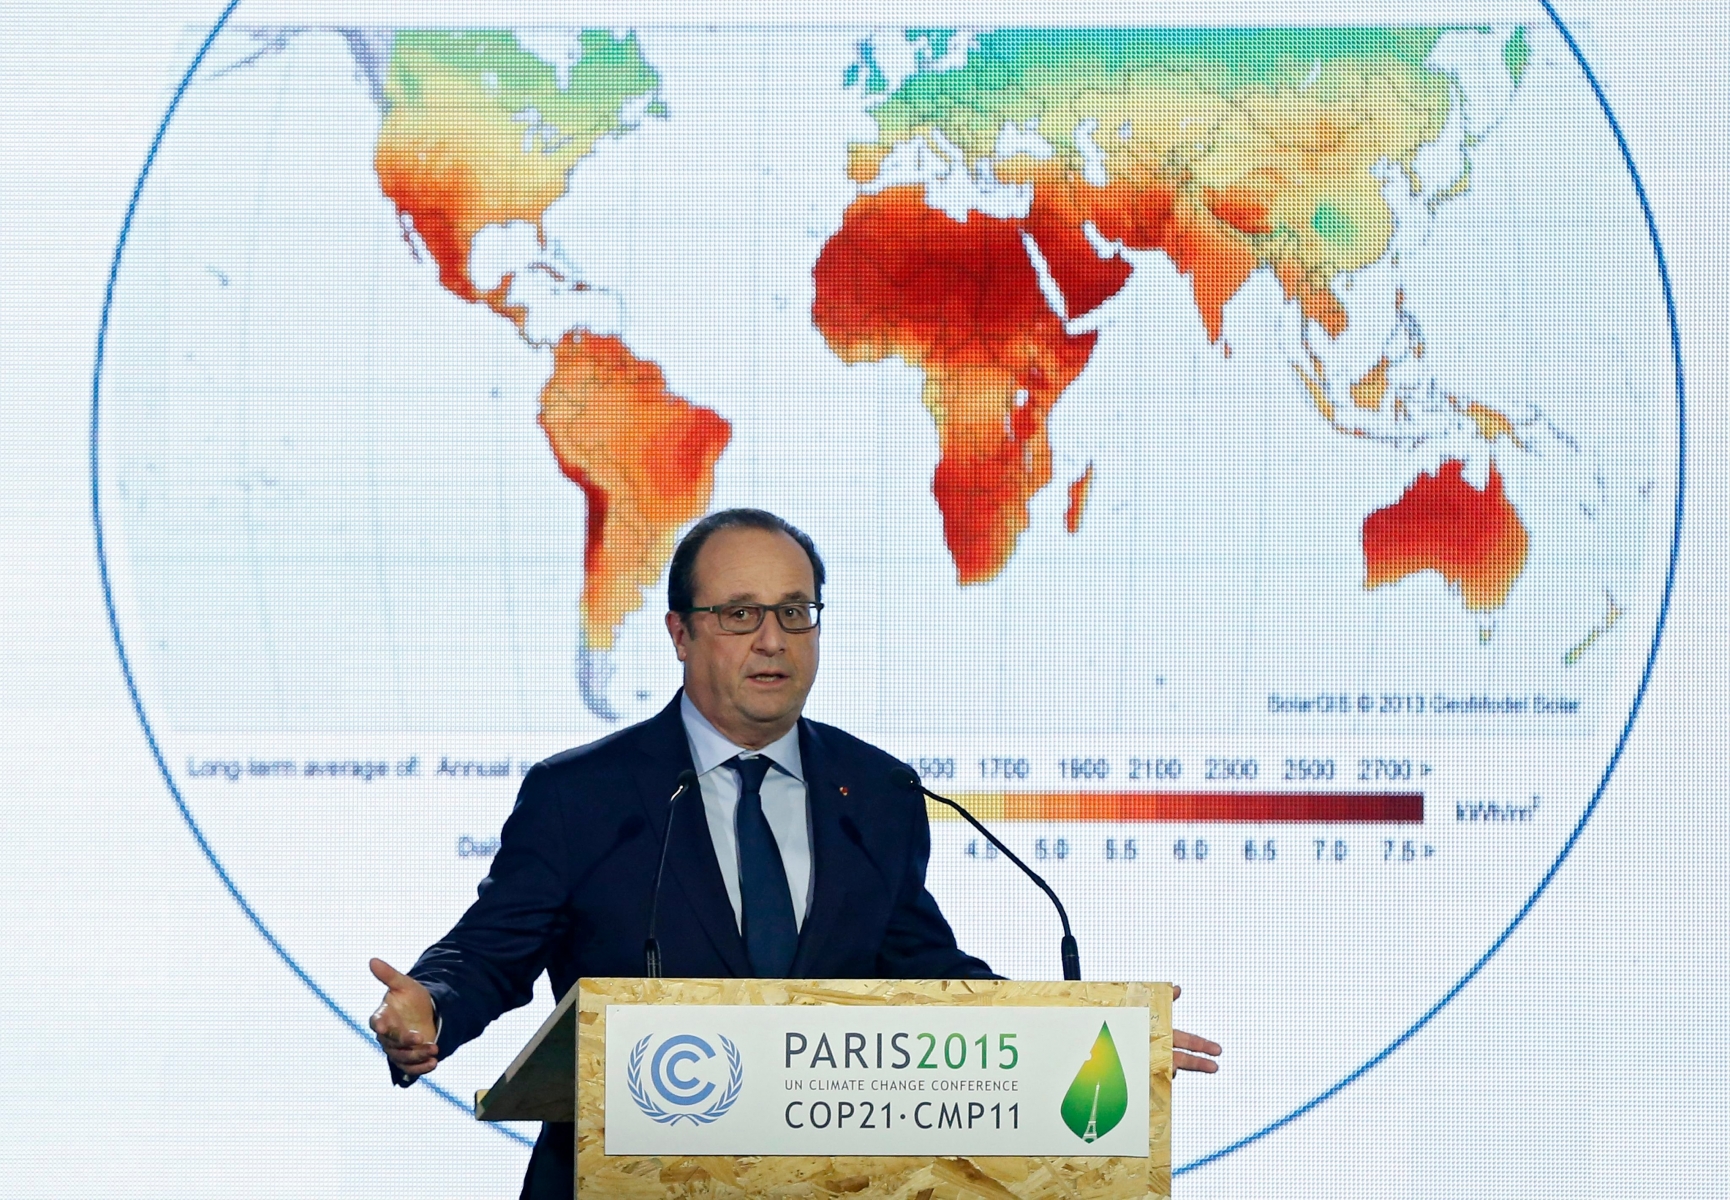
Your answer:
[576,978,1172,1200]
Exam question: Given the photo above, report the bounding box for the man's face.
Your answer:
[666,526,820,749]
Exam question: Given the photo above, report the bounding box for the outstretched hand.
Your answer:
[369,957,440,1078]
[1171,984,1222,1073]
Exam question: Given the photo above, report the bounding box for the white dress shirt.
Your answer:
[679,692,813,931]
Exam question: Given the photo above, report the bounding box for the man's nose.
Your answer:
[752,614,788,653]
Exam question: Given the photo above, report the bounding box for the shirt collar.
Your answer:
[679,691,805,782]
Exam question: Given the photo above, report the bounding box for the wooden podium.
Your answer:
[476,979,1173,1199]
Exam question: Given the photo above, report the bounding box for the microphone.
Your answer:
[644,769,700,978]
[891,767,1081,981]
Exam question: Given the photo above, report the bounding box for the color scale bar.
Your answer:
[929,793,1424,823]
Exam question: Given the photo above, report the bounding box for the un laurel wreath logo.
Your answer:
[628,1034,744,1126]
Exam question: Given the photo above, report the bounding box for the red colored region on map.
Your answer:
[1362,459,1529,611]
[1065,464,1095,534]
[1019,185,1134,318]
[812,164,1336,580]
[813,186,1099,583]
[1001,162,1338,341]
[537,332,732,648]
[375,145,560,304]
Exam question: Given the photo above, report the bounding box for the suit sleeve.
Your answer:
[874,788,999,980]
[407,762,573,1060]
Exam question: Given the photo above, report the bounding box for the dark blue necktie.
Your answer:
[732,755,798,977]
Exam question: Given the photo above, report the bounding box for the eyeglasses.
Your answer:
[683,601,824,634]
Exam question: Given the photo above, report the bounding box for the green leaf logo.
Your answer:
[1060,1022,1130,1142]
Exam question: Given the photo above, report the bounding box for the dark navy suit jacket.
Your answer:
[407,693,993,1198]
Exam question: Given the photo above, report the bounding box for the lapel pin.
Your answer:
[838,786,849,796]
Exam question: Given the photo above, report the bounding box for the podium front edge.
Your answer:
[572,979,1172,1200]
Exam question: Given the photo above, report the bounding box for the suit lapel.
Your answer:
[632,696,750,976]
[791,720,871,977]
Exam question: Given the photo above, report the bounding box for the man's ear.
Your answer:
[665,610,690,661]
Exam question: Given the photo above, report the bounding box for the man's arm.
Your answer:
[369,762,574,1077]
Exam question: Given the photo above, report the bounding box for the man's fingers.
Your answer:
[1173,1050,1219,1073]
[370,956,412,990]
[397,1057,439,1077]
[1173,1026,1222,1074]
[1174,1028,1222,1058]
[368,996,404,1035]
[1168,988,1219,1074]
[370,958,440,1078]
[372,1018,436,1051]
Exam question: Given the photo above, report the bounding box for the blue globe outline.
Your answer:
[86,2,1685,1173]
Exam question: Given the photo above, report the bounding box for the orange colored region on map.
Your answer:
[1017,177,1136,318]
[1204,183,1274,236]
[1001,161,1287,342]
[1362,459,1529,612]
[375,142,569,304]
[1064,464,1095,534]
[1007,160,1349,339]
[1274,260,1348,338]
[927,792,1423,823]
[812,165,1321,580]
[1464,401,1520,444]
[812,186,1097,583]
[1351,357,1390,411]
[536,332,732,647]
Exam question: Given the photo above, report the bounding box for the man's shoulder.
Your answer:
[537,724,637,774]
[799,714,909,779]
[532,699,683,779]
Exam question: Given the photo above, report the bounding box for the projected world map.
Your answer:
[96,16,1678,1167]
[103,21,1660,735]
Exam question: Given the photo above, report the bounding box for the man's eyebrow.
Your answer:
[715,591,812,604]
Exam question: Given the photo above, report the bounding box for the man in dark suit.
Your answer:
[369,508,1220,1197]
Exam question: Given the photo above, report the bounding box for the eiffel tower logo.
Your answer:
[1060,1023,1128,1142]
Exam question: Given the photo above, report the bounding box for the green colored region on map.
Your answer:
[389,30,661,139]
[1503,26,1530,82]
[1312,202,1355,244]
[866,27,1448,154]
